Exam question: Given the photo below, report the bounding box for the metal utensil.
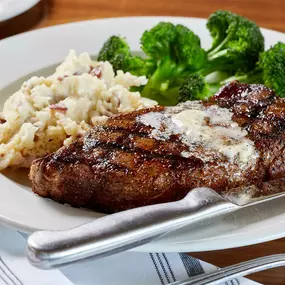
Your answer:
[169,254,285,285]
[25,186,285,270]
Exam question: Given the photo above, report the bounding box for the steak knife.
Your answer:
[25,186,285,269]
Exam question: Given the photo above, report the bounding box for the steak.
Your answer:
[29,81,285,213]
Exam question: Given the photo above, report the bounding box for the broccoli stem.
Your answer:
[221,67,263,85]
[207,35,230,58]
[141,57,184,103]
[208,49,229,61]
[205,71,231,84]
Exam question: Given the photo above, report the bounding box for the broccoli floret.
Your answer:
[97,36,131,71]
[97,36,153,76]
[141,22,177,60]
[178,74,211,101]
[128,56,155,77]
[261,42,285,96]
[173,10,265,103]
[156,74,220,105]
[177,73,223,102]
[140,22,207,104]
[141,22,207,75]
[206,10,264,74]
[174,25,207,72]
[221,42,285,97]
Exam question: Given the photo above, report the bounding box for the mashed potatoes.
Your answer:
[0,50,157,170]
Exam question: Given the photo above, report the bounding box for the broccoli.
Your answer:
[141,22,177,60]
[96,11,266,106]
[97,36,154,76]
[221,42,285,97]
[205,10,265,74]
[171,11,265,103]
[97,36,130,71]
[166,73,220,103]
[140,22,207,104]
[151,73,222,105]
[178,74,211,101]
[260,42,285,96]
[140,12,264,105]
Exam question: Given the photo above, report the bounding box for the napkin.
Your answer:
[61,251,262,285]
[0,226,73,285]
[0,226,261,285]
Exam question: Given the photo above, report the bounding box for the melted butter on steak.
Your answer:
[137,101,259,169]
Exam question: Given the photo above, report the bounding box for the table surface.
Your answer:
[5,0,285,284]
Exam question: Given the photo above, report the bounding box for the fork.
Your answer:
[168,254,285,285]
[25,187,285,269]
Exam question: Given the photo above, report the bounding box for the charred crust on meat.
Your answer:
[30,82,285,213]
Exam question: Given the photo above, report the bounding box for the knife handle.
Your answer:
[25,188,236,269]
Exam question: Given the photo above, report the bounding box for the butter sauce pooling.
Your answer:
[138,101,259,168]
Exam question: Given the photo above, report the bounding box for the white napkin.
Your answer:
[61,251,262,285]
[0,226,73,285]
[0,226,261,285]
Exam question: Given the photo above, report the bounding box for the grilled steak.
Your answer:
[29,82,285,213]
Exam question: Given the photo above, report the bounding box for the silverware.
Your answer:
[25,186,285,270]
[169,254,285,285]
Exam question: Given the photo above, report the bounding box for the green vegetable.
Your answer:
[173,10,266,103]
[140,22,207,105]
[140,22,177,60]
[166,74,219,102]
[97,10,268,105]
[97,36,130,71]
[221,42,285,97]
[97,36,154,76]
[261,42,285,96]
[205,10,265,74]
[178,74,211,101]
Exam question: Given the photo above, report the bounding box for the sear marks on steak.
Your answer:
[29,81,285,213]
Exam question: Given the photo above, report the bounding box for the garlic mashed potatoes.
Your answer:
[0,50,156,169]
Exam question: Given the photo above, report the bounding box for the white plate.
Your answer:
[0,0,41,21]
[0,17,285,252]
